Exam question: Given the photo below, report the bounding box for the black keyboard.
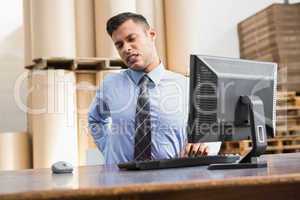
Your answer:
[118,155,240,170]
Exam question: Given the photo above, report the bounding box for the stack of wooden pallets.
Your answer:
[238,3,300,92]
[221,91,300,155]
[222,3,300,156]
[276,91,300,136]
[221,136,300,155]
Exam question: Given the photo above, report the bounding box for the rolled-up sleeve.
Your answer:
[88,88,111,152]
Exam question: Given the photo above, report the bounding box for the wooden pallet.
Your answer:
[278,83,300,93]
[276,126,300,137]
[277,91,296,98]
[276,93,300,129]
[276,91,296,107]
[277,117,300,127]
[25,57,127,70]
[244,136,300,154]
[220,90,300,154]
[278,62,300,92]
[221,136,300,155]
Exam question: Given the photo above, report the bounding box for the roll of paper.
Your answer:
[94,0,136,58]
[0,132,32,170]
[76,72,97,165]
[31,69,78,168]
[164,0,202,75]
[31,0,76,58]
[23,0,33,66]
[136,0,167,65]
[27,70,33,136]
[75,0,96,57]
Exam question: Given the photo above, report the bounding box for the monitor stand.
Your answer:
[208,96,268,170]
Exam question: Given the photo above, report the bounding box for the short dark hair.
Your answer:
[106,12,150,37]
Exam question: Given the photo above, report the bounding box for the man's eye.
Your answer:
[128,36,136,42]
[116,43,123,49]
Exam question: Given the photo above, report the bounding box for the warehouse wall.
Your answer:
[195,0,300,58]
[0,0,26,132]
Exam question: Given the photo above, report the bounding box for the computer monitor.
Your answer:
[187,55,277,169]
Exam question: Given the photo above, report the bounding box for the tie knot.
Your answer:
[139,75,150,87]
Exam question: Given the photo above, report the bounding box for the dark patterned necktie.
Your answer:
[134,75,152,161]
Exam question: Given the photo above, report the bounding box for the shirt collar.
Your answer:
[127,62,165,86]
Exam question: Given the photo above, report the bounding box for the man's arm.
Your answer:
[88,89,111,152]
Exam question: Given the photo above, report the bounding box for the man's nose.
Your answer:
[123,43,132,54]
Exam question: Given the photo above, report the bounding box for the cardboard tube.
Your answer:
[31,70,78,168]
[0,132,32,170]
[76,72,97,115]
[164,0,202,75]
[76,72,97,165]
[136,0,167,65]
[23,0,33,66]
[31,0,76,58]
[27,70,33,136]
[75,0,96,57]
[94,0,136,58]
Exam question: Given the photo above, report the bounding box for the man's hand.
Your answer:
[181,143,209,157]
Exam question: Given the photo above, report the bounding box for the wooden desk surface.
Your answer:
[0,153,300,200]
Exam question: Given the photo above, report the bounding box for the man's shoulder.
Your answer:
[162,69,188,82]
[101,69,129,85]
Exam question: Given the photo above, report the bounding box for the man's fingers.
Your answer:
[183,143,192,157]
[196,144,209,156]
[202,145,209,156]
[190,143,201,157]
[196,144,204,155]
[183,143,210,157]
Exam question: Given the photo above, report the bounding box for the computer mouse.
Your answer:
[51,161,73,174]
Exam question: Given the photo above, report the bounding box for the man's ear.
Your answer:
[148,28,157,41]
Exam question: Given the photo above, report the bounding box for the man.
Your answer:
[88,12,220,164]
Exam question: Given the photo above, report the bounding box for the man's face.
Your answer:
[111,19,156,71]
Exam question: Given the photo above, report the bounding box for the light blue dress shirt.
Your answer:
[88,63,220,164]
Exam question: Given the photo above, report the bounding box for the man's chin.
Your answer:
[129,63,145,71]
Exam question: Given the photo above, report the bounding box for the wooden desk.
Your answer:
[0,153,299,200]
